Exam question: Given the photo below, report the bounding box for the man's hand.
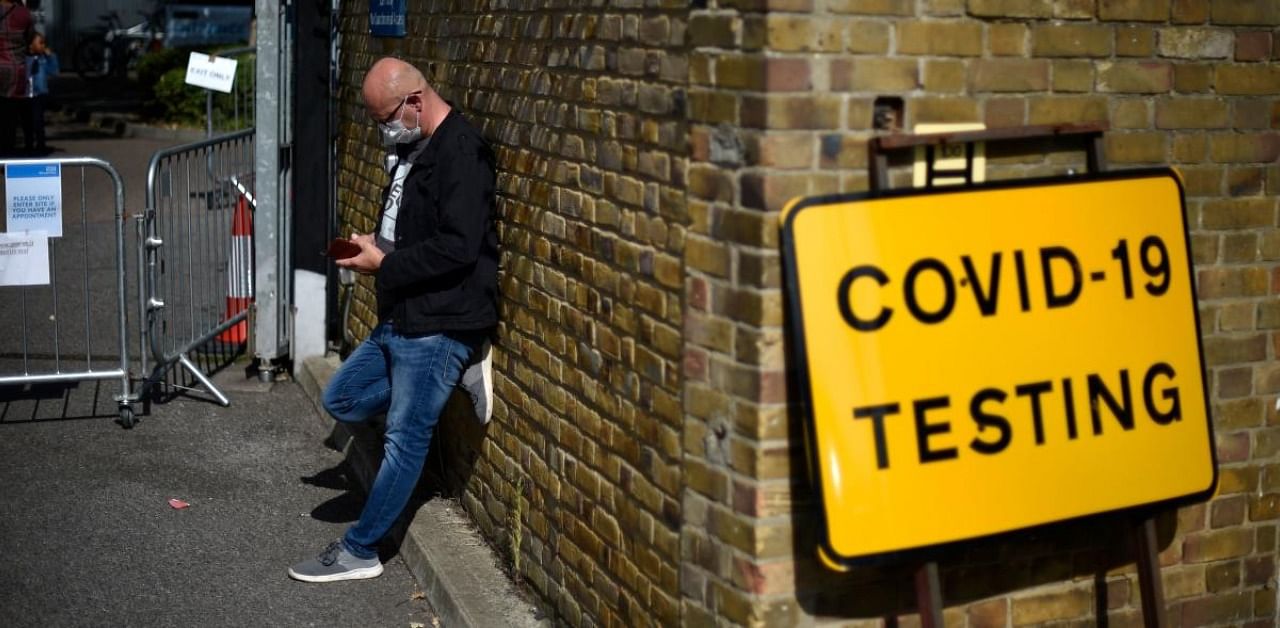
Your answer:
[335,233,385,274]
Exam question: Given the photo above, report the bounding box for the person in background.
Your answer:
[21,31,56,155]
[0,0,33,156]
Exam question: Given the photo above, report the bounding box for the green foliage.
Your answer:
[152,68,207,125]
[134,46,187,90]
[136,46,255,129]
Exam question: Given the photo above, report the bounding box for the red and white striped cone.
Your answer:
[218,194,254,344]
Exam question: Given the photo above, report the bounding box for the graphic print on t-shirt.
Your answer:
[378,161,411,251]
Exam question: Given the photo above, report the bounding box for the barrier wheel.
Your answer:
[118,407,137,429]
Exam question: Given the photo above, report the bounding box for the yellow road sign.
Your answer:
[779,169,1215,567]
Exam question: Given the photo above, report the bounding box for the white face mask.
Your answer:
[378,96,422,147]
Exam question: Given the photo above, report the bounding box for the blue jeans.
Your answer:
[322,321,478,559]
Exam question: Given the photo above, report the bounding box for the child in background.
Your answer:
[22,31,56,155]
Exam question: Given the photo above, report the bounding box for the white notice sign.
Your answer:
[184,52,238,93]
[5,162,62,237]
[0,231,50,286]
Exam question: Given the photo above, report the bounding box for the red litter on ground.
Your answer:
[168,498,190,510]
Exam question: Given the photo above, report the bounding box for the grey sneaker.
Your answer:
[288,541,384,583]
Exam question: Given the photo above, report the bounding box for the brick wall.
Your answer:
[683,0,1279,626]
[333,0,1280,626]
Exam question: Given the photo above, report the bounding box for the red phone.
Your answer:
[325,238,362,260]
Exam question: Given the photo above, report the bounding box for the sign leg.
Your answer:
[872,152,890,193]
[1135,516,1168,628]
[915,561,944,628]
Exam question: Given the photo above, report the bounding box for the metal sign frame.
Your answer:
[781,125,1207,627]
[0,157,139,427]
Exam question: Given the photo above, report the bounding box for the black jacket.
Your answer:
[375,109,499,334]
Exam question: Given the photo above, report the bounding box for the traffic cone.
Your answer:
[218,194,253,343]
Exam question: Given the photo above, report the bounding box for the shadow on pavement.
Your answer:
[0,379,119,424]
[303,460,365,524]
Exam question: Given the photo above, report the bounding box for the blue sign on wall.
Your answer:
[369,0,407,38]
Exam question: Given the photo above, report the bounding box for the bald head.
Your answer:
[362,58,428,114]
[362,57,451,141]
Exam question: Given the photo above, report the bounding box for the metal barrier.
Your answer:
[206,47,256,137]
[0,157,138,425]
[141,130,255,406]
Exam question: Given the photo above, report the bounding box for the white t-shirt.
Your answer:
[376,136,431,253]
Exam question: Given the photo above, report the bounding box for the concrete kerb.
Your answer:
[55,107,207,143]
[100,113,205,142]
[297,355,546,628]
[122,122,206,142]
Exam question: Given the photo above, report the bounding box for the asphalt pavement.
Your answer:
[1,78,437,627]
[0,380,435,628]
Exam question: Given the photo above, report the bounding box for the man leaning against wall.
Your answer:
[289,57,499,583]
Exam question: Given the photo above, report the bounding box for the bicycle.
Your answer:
[74,10,165,80]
